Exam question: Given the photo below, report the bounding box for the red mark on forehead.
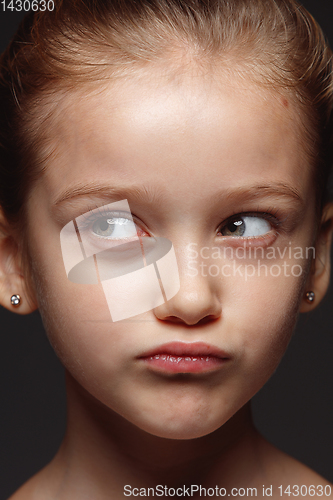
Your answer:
[281,97,289,108]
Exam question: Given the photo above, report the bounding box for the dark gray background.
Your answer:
[1,2,333,499]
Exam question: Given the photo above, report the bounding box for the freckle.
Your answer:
[281,98,289,108]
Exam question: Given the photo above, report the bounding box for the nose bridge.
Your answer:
[154,238,223,326]
[178,240,225,298]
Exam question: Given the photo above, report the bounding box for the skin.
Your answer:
[1,64,333,498]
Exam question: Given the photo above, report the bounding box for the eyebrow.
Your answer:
[53,183,165,209]
[52,181,303,215]
[222,182,303,206]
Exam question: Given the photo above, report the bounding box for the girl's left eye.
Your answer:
[219,216,271,238]
[91,217,139,239]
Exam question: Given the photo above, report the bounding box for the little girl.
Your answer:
[1,1,333,498]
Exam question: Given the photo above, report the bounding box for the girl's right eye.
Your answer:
[92,217,138,239]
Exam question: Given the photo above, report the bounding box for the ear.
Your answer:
[300,202,333,313]
[0,209,37,315]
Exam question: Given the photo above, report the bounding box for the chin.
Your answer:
[116,387,240,440]
[139,423,219,440]
[130,412,226,440]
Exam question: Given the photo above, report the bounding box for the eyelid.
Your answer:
[78,209,132,227]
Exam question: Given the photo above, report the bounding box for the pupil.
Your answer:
[229,221,242,233]
[99,220,109,232]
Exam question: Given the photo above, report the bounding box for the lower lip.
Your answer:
[141,354,227,374]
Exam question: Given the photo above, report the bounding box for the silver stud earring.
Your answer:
[10,294,21,307]
[305,291,315,303]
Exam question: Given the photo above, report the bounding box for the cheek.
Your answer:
[226,268,306,384]
[29,241,123,373]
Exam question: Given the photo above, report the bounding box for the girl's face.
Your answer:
[25,67,320,439]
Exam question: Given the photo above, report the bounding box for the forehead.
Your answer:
[40,67,310,205]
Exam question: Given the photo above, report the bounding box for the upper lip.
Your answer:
[138,341,230,359]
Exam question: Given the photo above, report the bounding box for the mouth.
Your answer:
[138,341,230,374]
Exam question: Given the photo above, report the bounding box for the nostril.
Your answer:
[163,315,186,324]
[161,314,221,326]
[197,315,221,326]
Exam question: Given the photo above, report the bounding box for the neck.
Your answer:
[50,371,262,497]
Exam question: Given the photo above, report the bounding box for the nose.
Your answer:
[154,270,222,326]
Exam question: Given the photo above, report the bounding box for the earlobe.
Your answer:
[300,202,333,313]
[0,211,37,315]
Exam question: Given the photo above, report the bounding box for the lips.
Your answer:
[138,341,230,374]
